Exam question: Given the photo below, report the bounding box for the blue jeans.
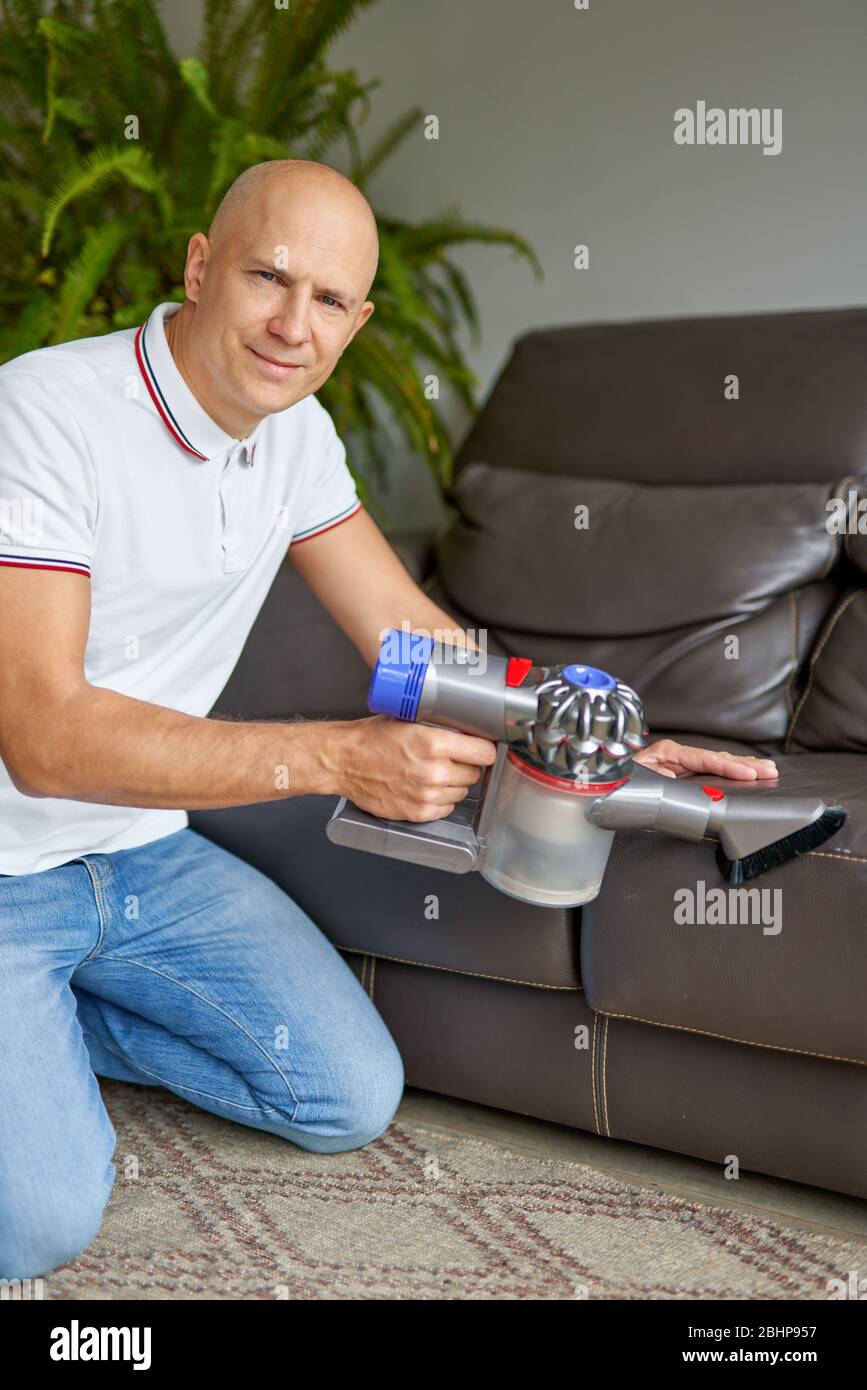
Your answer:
[0,827,404,1279]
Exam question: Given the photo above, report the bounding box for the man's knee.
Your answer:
[278,1036,405,1154]
[0,1164,115,1280]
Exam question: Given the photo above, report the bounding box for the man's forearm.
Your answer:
[289,511,481,667]
[374,597,481,662]
[12,684,352,809]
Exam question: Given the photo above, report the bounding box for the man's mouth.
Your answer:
[248,346,305,378]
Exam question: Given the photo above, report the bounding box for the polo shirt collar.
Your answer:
[135,301,265,462]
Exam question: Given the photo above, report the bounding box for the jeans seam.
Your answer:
[79,859,111,963]
[82,1028,282,1115]
[78,956,301,1120]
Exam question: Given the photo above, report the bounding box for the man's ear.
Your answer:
[183,232,210,303]
[343,303,375,353]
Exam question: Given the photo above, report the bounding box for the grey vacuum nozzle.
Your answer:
[586,763,847,882]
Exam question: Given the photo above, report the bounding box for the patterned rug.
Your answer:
[39,1080,863,1300]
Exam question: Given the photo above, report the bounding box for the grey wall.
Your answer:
[163,0,867,527]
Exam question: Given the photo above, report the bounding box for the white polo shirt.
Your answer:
[0,300,362,874]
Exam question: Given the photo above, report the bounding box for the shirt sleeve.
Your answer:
[0,371,97,578]
[290,399,362,545]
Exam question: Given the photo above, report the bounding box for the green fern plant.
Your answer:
[0,0,542,505]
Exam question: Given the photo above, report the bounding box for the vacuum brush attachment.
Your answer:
[586,763,848,884]
[713,805,847,884]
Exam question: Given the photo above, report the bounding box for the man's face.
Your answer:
[187,180,375,422]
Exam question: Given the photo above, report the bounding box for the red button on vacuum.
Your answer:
[701,785,725,802]
[505,656,533,687]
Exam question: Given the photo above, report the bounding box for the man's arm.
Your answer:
[289,507,477,665]
[0,566,495,816]
[0,567,346,807]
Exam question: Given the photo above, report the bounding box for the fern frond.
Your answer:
[41,144,171,255]
[179,57,220,120]
[351,106,423,188]
[398,207,544,279]
[50,217,133,343]
[6,292,57,355]
[208,0,272,113]
[440,261,481,339]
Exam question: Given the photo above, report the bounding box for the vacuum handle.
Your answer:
[325,751,504,875]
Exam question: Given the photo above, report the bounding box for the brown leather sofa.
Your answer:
[191,305,867,1201]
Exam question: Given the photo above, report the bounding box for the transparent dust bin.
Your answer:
[477,751,617,908]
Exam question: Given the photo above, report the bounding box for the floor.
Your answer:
[398,1087,867,1248]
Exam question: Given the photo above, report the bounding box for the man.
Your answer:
[0,160,777,1278]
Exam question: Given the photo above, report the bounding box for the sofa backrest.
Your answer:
[453,307,867,485]
[437,307,867,748]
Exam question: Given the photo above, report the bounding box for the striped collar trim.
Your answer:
[135,302,265,463]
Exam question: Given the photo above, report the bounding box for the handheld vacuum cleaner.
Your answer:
[326,629,847,908]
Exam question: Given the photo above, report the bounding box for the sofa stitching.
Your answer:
[784,588,864,752]
[602,1015,611,1136]
[809,848,867,863]
[590,1013,601,1134]
[332,945,582,991]
[340,953,866,1066]
[368,955,377,1000]
[598,1008,867,1068]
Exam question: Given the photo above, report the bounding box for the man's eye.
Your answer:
[320,295,340,309]
[257,270,277,283]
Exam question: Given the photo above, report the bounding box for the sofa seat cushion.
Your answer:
[580,750,867,1066]
[189,795,583,990]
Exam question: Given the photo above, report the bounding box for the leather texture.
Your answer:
[581,749,867,1065]
[437,461,847,739]
[786,588,867,753]
[340,953,867,1200]
[453,307,867,486]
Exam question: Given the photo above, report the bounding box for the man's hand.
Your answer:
[338,715,497,822]
[633,738,778,781]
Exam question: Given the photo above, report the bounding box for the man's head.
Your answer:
[167,160,378,438]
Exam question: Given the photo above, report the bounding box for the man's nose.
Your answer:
[269,288,313,342]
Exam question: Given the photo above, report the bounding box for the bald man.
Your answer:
[0,160,776,1278]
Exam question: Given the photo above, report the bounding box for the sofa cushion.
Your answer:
[437,461,845,741]
[786,588,867,753]
[580,749,867,1066]
[453,308,867,485]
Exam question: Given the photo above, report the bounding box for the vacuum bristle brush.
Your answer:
[326,630,847,907]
